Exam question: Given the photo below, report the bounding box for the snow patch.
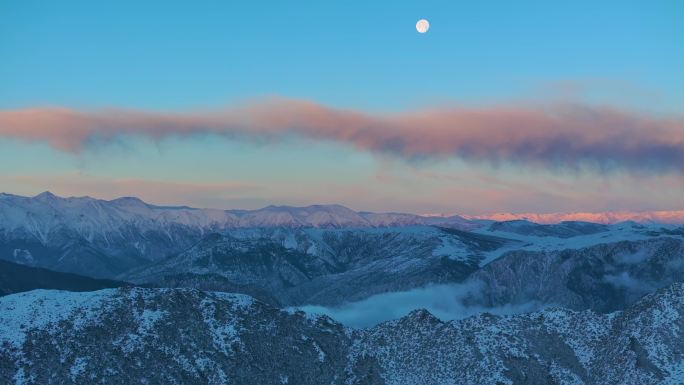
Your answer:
[0,289,112,348]
[69,357,88,381]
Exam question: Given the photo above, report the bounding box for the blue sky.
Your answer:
[0,0,682,213]
[3,0,682,110]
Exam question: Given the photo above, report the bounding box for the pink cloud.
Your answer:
[465,211,684,225]
[1,98,683,172]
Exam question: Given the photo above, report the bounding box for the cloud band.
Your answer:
[1,98,682,172]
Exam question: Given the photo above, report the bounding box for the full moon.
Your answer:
[416,19,429,33]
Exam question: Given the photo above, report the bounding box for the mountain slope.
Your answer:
[1,284,683,385]
[123,227,518,306]
[0,260,127,297]
[353,284,684,385]
[125,228,684,311]
[0,287,356,385]
[469,236,684,313]
[486,220,609,238]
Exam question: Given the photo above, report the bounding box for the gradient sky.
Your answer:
[1,0,682,214]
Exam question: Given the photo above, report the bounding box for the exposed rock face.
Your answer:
[1,285,683,385]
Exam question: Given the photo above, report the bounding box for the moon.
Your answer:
[416,19,430,33]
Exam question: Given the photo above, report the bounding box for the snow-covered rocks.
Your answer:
[1,284,683,385]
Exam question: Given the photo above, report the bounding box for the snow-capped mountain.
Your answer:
[0,192,234,242]
[0,192,473,235]
[1,284,682,385]
[0,192,472,277]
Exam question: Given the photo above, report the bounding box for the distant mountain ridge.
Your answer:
[4,192,683,232]
[466,210,684,224]
[0,191,473,232]
[0,192,477,279]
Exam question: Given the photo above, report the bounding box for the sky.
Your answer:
[0,0,682,214]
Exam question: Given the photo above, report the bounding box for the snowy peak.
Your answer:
[0,193,474,234]
[110,196,148,208]
[34,191,58,201]
[1,192,681,256]
[232,204,368,228]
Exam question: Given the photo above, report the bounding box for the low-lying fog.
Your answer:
[294,282,548,328]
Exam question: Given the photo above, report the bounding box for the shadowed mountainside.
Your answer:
[0,259,127,297]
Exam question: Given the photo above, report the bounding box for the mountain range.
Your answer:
[0,191,472,276]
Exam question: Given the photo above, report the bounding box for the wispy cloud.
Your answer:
[1,98,683,172]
